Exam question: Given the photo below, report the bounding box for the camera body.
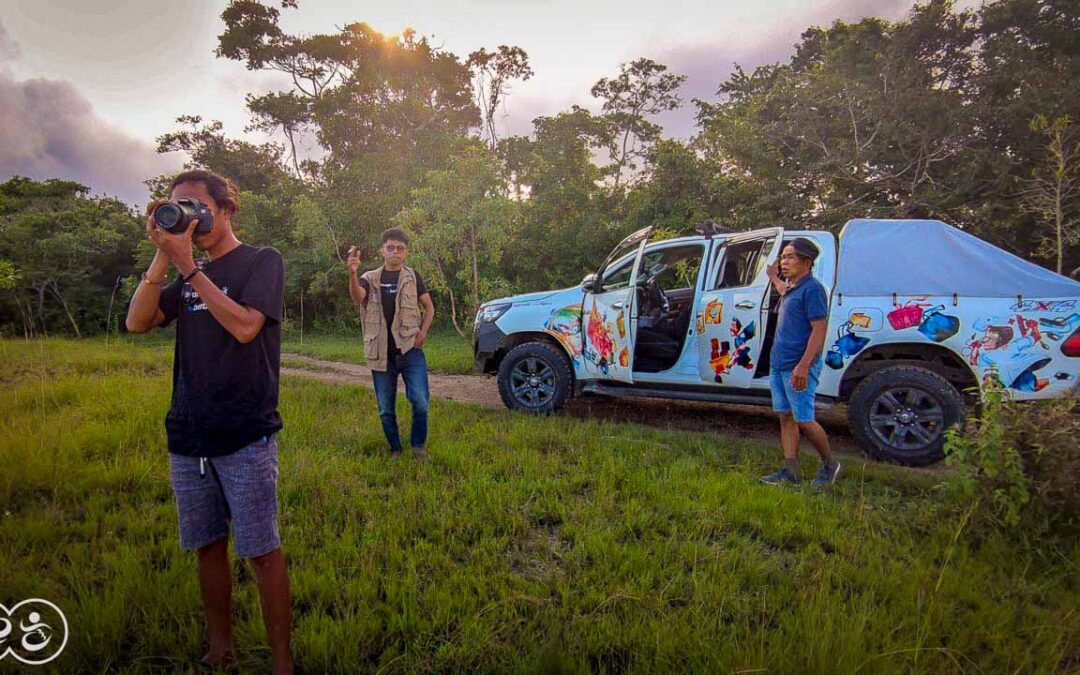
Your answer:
[153,198,214,235]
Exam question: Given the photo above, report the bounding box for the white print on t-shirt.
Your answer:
[183,285,229,313]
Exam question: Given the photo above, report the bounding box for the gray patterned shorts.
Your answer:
[167,435,281,558]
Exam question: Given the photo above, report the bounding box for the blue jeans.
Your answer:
[769,359,822,423]
[371,348,430,452]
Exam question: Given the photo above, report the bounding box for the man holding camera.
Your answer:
[347,228,435,459]
[125,169,293,674]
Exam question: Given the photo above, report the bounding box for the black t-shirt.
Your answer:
[359,268,427,355]
[157,244,285,457]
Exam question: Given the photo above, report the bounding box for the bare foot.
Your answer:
[271,658,294,675]
[182,648,236,673]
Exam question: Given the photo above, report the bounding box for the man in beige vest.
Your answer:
[347,228,435,458]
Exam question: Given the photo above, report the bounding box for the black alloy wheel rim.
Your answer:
[510,357,557,408]
[868,386,946,451]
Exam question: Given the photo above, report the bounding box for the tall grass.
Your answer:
[0,338,1076,673]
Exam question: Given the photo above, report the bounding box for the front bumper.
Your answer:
[473,321,508,374]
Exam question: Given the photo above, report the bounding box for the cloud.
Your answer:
[475,0,920,143]
[0,19,180,207]
[651,0,917,138]
[0,18,20,62]
[0,69,183,206]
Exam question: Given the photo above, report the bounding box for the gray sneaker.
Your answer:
[760,467,800,485]
[412,446,428,460]
[812,461,841,487]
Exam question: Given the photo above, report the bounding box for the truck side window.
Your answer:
[712,237,775,289]
[602,258,635,290]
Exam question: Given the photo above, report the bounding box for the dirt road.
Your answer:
[282,353,860,449]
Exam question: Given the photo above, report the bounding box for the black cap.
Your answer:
[789,237,819,262]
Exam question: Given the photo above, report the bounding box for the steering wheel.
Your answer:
[643,273,670,314]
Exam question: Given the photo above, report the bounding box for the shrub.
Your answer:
[946,378,1080,537]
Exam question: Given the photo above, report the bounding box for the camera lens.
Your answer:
[155,204,182,230]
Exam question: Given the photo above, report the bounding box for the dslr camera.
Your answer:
[153,198,214,235]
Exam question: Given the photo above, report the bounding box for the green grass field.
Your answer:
[282,329,475,374]
[0,338,1077,673]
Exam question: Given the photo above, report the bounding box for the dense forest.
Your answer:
[0,0,1077,338]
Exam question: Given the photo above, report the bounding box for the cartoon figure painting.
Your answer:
[965,313,1074,393]
[730,318,755,369]
[586,299,618,373]
[708,319,756,382]
[1009,314,1048,351]
[965,322,1015,367]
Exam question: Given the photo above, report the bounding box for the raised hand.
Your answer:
[347,246,362,274]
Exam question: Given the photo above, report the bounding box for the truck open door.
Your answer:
[581,226,653,383]
[695,228,783,388]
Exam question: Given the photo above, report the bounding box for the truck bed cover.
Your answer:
[835,219,1080,298]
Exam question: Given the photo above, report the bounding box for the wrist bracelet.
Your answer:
[141,272,166,286]
[181,267,202,283]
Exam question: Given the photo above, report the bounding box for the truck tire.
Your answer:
[497,341,574,414]
[847,365,966,466]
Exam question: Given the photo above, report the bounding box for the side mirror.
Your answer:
[581,273,599,294]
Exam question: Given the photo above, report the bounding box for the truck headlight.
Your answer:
[476,303,511,324]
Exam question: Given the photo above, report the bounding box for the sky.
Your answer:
[0,0,971,206]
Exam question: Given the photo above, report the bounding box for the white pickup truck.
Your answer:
[473,219,1080,465]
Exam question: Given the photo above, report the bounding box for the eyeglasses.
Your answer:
[384,244,407,253]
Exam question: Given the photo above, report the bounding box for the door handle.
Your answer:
[612,302,625,309]
[735,301,756,310]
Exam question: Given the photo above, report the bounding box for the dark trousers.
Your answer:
[371,348,430,452]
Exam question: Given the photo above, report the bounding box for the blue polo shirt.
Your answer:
[770,274,829,371]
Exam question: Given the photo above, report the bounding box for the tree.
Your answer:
[0,177,142,337]
[467,46,533,152]
[1022,115,1080,273]
[694,2,982,233]
[591,58,686,190]
[500,107,620,289]
[393,142,520,335]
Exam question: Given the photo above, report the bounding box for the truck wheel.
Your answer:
[847,365,965,466]
[497,341,574,414]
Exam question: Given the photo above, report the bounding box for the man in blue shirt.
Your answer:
[761,238,841,487]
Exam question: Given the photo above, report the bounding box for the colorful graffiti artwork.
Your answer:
[825,321,871,370]
[1010,299,1077,313]
[1039,312,1080,341]
[585,299,618,374]
[917,307,961,343]
[544,304,583,365]
[708,319,756,382]
[885,299,960,343]
[708,338,732,382]
[965,312,1076,393]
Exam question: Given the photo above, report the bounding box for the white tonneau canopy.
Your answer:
[835,219,1080,298]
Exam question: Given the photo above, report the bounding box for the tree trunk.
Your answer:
[470,227,480,315]
[49,280,81,338]
[299,289,304,345]
[11,290,32,338]
[433,258,466,337]
[105,275,122,344]
[36,284,47,337]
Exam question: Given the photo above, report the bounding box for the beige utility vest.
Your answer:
[360,265,421,371]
